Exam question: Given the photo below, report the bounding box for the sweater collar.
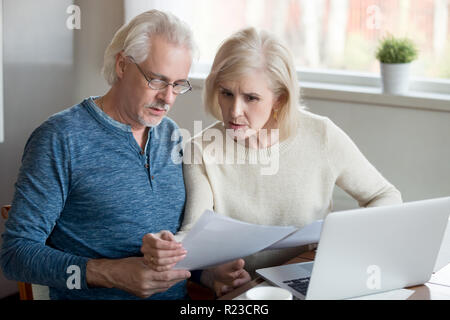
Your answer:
[215,122,298,162]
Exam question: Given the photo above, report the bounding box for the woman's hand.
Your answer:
[202,258,251,296]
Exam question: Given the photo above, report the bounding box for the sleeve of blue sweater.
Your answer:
[0,121,90,290]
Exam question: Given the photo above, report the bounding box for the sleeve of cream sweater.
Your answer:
[174,140,214,242]
[325,118,402,207]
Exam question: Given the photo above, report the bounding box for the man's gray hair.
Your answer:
[102,9,196,85]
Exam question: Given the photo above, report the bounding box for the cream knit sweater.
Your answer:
[178,110,402,275]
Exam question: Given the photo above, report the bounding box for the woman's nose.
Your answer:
[230,97,244,118]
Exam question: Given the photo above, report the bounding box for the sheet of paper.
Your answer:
[433,218,450,272]
[265,220,323,250]
[174,210,297,270]
[349,289,414,300]
[429,262,450,287]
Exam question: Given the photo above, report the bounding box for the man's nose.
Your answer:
[157,86,176,106]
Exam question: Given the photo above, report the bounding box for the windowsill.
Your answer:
[189,68,450,113]
[299,82,450,113]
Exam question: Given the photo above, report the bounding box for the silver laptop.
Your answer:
[256,197,450,300]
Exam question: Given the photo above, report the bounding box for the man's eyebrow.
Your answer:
[147,70,168,81]
[147,70,189,83]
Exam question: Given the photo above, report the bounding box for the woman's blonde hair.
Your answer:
[102,9,196,85]
[204,27,302,139]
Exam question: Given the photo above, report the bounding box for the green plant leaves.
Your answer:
[376,35,418,64]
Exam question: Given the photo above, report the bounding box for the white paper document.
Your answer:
[174,210,322,270]
[266,220,323,250]
[429,262,450,287]
[433,218,450,272]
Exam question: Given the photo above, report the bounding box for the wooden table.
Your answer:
[219,250,450,300]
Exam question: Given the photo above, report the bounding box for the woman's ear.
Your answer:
[115,51,127,80]
[274,93,287,110]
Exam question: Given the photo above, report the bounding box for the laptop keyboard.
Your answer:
[283,277,311,296]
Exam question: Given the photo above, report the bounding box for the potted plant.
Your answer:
[376,35,418,95]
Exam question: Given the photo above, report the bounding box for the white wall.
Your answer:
[0,0,124,299]
[307,99,450,210]
[73,0,124,101]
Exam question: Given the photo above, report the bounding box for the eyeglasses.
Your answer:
[128,56,192,95]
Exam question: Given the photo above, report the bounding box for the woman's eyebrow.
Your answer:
[242,91,261,98]
[219,85,261,97]
[218,85,231,91]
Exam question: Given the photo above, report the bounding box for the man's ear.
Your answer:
[115,51,127,80]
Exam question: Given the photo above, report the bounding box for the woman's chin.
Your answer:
[225,128,246,140]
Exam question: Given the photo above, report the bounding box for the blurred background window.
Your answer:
[125,0,450,79]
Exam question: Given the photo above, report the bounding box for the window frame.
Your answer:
[189,62,450,113]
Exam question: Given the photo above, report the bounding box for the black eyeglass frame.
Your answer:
[128,56,192,95]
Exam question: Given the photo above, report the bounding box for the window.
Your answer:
[125,0,450,80]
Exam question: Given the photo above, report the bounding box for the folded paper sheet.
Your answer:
[175,210,322,270]
[267,220,323,250]
[433,218,450,272]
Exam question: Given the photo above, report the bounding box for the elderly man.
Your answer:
[0,10,249,300]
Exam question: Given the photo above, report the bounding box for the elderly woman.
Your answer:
[145,27,402,285]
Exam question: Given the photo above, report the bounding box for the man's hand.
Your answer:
[140,231,187,271]
[86,257,191,299]
[202,259,251,297]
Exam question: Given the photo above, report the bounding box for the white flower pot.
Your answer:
[380,62,411,95]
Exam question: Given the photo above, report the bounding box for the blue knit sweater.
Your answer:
[0,97,187,299]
